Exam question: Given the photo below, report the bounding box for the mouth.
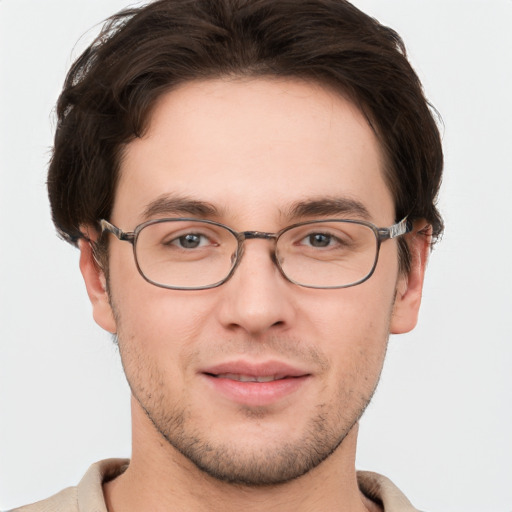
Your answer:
[207,373,298,383]
[200,361,311,406]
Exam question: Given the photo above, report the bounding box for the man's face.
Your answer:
[85,78,420,485]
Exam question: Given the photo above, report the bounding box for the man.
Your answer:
[13,0,443,510]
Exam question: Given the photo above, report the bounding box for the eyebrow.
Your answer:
[141,194,221,220]
[284,197,372,221]
[141,194,371,224]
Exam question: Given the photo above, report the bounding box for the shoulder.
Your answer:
[7,459,129,512]
[357,470,421,512]
[8,486,78,512]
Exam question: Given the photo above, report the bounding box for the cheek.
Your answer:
[108,243,210,344]
[109,280,221,387]
[302,278,395,377]
[115,291,211,354]
[305,277,395,338]
[112,291,206,404]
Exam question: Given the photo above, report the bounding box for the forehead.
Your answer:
[113,78,394,227]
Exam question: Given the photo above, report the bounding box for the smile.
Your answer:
[212,373,291,383]
[201,361,311,407]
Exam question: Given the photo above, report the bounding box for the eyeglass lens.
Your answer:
[133,220,379,289]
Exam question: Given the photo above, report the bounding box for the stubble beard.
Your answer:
[109,291,388,487]
[139,391,365,486]
[117,338,384,488]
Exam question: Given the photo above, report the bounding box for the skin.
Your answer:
[80,77,429,512]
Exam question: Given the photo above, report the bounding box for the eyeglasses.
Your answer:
[100,217,411,290]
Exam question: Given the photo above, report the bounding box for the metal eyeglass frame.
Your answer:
[100,216,412,290]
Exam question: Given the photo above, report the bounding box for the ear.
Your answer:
[78,228,117,334]
[390,221,432,334]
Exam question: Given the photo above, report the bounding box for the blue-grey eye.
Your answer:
[176,233,206,249]
[306,233,333,247]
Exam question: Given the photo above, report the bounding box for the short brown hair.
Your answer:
[48,0,443,271]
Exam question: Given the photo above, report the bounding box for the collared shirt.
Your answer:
[10,459,421,512]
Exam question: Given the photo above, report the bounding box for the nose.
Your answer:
[216,239,296,336]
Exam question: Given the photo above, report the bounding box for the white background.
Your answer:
[0,1,511,510]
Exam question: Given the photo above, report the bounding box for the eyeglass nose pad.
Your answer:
[230,240,245,269]
[229,236,278,273]
[272,249,290,284]
[271,249,282,266]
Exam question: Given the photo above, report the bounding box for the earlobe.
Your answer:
[78,234,117,334]
[390,222,432,334]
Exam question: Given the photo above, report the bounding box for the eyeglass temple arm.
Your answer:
[100,219,135,243]
[377,217,412,241]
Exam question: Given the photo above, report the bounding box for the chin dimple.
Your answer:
[213,373,287,383]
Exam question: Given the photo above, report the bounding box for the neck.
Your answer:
[103,399,376,512]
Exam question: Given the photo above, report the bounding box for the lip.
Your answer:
[200,360,311,407]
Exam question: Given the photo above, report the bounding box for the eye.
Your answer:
[300,232,346,249]
[304,232,334,248]
[170,233,210,249]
